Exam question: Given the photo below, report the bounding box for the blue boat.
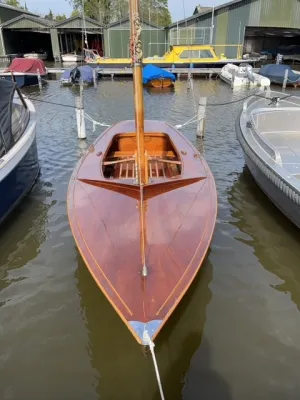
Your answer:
[142,64,176,88]
[0,80,39,225]
[60,65,94,85]
[259,64,300,86]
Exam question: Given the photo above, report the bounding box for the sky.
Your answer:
[24,0,226,21]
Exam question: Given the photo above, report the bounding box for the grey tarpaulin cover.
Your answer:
[0,79,16,152]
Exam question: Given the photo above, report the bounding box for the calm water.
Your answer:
[1,77,300,400]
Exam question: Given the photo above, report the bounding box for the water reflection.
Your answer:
[0,179,53,291]
[75,252,213,400]
[183,338,233,400]
[228,167,300,308]
[144,86,175,95]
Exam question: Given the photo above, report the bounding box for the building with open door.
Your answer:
[168,0,300,60]
[0,2,40,60]
[0,12,104,62]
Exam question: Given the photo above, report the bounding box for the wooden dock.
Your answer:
[46,67,260,78]
[0,66,260,80]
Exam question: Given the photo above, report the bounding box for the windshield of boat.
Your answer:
[0,89,29,157]
[179,49,214,59]
[11,96,30,143]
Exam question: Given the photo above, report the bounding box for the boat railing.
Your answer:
[248,111,282,165]
[242,90,290,113]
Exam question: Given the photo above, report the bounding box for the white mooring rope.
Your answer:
[84,113,111,131]
[175,114,203,129]
[143,330,165,400]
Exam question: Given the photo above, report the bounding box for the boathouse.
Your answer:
[169,0,300,59]
[0,8,104,61]
[0,3,38,60]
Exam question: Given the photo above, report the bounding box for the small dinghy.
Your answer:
[60,65,94,86]
[259,64,300,87]
[220,63,270,88]
[236,91,300,228]
[0,58,47,88]
[142,64,176,88]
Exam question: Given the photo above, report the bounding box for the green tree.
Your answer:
[44,9,54,20]
[70,9,80,17]
[55,14,67,21]
[69,0,171,26]
[3,0,22,8]
[140,0,171,27]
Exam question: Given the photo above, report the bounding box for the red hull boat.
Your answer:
[67,0,217,346]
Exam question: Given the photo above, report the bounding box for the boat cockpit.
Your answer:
[102,132,182,180]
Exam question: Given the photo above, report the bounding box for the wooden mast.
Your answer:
[129,0,147,185]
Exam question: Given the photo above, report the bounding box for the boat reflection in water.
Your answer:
[75,252,213,400]
[0,180,53,292]
[145,85,175,95]
[228,167,300,308]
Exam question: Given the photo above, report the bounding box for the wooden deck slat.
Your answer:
[155,162,159,177]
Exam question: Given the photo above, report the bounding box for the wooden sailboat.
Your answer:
[67,0,217,345]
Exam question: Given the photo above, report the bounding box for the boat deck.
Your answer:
[253,108,300,179]
[263,131,300,178]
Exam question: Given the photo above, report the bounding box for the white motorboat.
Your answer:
[61,52,85,63]
[236,90,300,228]
[24,52,47,61]
[220,63,270,88]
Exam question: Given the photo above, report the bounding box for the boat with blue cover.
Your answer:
[259,64,300,87]
[142,64,176,88]
[0,80,39,225]
[60,65,94,86]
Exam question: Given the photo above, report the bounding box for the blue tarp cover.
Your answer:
[142,64,176,84]
[60,65,93,83]
[259,64,300,83]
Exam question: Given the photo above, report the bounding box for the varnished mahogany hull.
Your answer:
[67,120,217,344]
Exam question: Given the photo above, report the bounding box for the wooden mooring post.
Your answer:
[231,70,236,89]
[187,71,192,89]
[93,68,97,88]
[283,69,289,90]
[197,97,207,138]
[75,81,86,139]
[37,68,42,90]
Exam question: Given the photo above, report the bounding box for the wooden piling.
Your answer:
[93,68,97,88]
[197,97,207,138]
[75,81,86,139]
[283,69,289,90]
[37,68,42,90]
[187,71,191,89]
[231,70,236,89]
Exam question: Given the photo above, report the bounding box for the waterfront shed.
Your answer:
[55,16,104,59]
[0,3,39,59]
[1,14,56,59]
[168,0,300,59]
